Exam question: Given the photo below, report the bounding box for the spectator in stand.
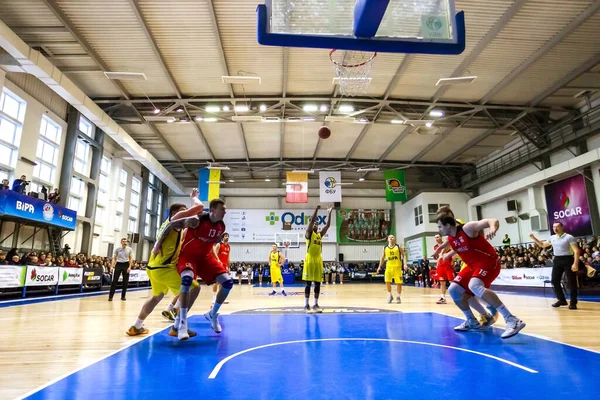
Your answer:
[419,256,431,288]
[47,188,61,204]
[26,253,39,265]
[503,234,511,248]
[11,175,29,194]
[591,255,600,270]
[0,250,7,265]
[1,179,9,190]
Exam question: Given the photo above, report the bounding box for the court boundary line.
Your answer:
[0,287,150,308]
[207,337,538,379]
[15,324,171,399]
[430,311,600,355]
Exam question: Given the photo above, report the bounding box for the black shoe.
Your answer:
[108,297,113,302]
[121,298,126,301]
[552,301,568,307]
[569,303,577,310]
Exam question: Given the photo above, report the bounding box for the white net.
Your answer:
[330,49,376,97]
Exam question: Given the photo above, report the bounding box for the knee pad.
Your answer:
[181,270,194,293]
[448,282,466,302]
[468,278,487,298]
[221,279,234,290]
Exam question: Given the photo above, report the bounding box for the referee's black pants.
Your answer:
[422,268,431,287]
[109,262,130,300]
[552,255,577,305]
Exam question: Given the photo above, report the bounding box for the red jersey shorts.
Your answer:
[178,251,227,285]
[436,264,455,281]
[452,257,500,295]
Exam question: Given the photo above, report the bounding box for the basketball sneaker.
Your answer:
[305,305,314,314]
[269,290,276,296]
[436,298,447,304]
[126,326,149,336]
[162,310,175,321]
[312,305,323,313]
[204,311,222,333]
[454,318,482,332]
[282,290,287,296]
[387,293,393,304]
[480,311,499,329]
[168,326,197,338]
[395,296,401,304]
[501,316,526,339]
[177,320,190,341]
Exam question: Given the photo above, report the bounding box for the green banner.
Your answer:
[336,208,394,244]
[384,170,408,202]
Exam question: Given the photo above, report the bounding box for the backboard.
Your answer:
[257,0,465,55]
[275,232,301,251]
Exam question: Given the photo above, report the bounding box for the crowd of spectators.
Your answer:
[0,174,61,203]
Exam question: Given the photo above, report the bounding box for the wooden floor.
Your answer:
[1,283,599,400]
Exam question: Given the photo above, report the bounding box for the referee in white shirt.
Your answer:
[108,238,134,301]
[530,222,581,309]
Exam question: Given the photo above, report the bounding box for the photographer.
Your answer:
[12,175,29,194]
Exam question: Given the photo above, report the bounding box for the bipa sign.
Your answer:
[16,201,34,213]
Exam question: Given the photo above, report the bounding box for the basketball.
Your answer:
[318,126,331,139]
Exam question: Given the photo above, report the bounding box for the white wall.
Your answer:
[479,164,540,194]
[479,189,534,247]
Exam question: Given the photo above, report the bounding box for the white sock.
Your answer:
[211,302,222,317]
[174,313,181,329]
[305,298,309,306]
[179,308,188,329]
[174,299,180,309]
[165,303,174,312]
[212,293,217,304]
[441,293,445,299]
[497,304,512,319]
[134,318,144,329]
[462,309,476,320]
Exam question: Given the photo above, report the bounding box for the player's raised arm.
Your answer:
[463,219,499,240]
[319,205,334,237]
[306,205,321,239]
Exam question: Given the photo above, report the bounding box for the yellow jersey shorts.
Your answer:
[146,266,198,297]
[384,265,403,284]
[302,255,323,282]
[270,264,283,284]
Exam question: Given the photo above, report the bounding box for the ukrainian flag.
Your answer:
[198,168,221,202]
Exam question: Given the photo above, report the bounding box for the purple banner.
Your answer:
[544,174,592,237]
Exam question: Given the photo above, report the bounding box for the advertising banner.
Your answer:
[223,209,337,243]
[544,174,593,237]
[25,266,59,286]
[58,267,83,286]
[119,269,149,283]
[336,208,393,244]
[384,170,408,202]
[405,237,426,262]
[319,171,342,203]
[83,267,104,284]
[286,172,308,203]
[0,266,26,288]
[0,190,77,230]
[493,267,552,288]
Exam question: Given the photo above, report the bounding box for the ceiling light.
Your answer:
[166,118,175,123]
[206,106,220,113]
[292,169,314,173]
[265,178,271,182]
[359,177,365,181]
[153,108,160,114]
[325,116,355,123]
[357,167,379,172]
[320,105,328,112]
[391,119,405,124]
[303,104,318,112]
[206,181,226,184]
[356,118,369,123]
[261,117,281,123]
[234,105,249,112]
[194,116,203,122]
[303,117,316,122]
[259,104,267,111]
[207,164,230,170]
[436,76,477,86]
[222,75,262,85]
[223,106,230,112]
[232,115,262,122]
[176,108,184,113]
[429,110,444,117]
[404,120,435,126]
[426,122,434,128]
[144,116,176,122]
[228,179,235,183]
[339,105,354,113]
[203,117,218,122]
[104,71,147,81]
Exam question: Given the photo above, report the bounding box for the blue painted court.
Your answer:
[26,312,599,400]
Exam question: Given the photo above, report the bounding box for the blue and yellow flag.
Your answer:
[198,168,221,202]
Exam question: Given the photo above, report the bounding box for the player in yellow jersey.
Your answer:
[377,235,407,304]
[125,190,201,337]
[268,244,286,296]
[303,204,333,313]
[436,206,498,329]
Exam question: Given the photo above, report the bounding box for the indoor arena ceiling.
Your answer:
[1,0,600,192]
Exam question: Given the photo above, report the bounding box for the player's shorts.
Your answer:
[384,265,403,284]
[436,265,454,281]
[147,266,198,296]
[453,258,500,295]
[270,265,283,284]
[303,256,323,282]
[177,253,228,285]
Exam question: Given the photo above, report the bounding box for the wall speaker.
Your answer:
[334,202,341,208]
[518,213,530,220]
[505,216,518,224]
[338,253,344,262]
[507,200,518,211]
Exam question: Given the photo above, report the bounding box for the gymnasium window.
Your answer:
[146,189,153,210]
[97,156,111,207]
[68,176,86,214]
[95,206,104,226]
[115,213,123,231]
[0,88,26,170]
[33,115,62,186]
[73,139,90,175]
[78,116,94,140]
[157,193,163,221]
[115,169,128,231]
[144,211,151,237]
[414,205,423,226]
[0,168,8,182]
[128,176,141,233]
[428,203,449,223]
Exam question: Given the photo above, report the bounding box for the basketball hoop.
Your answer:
[330,49,376,97]
[283,240,291,249]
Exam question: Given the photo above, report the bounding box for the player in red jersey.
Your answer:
[212,232,231,306]
[432,215,526,339]
[433,234,454,304]
[169,198,230,341]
